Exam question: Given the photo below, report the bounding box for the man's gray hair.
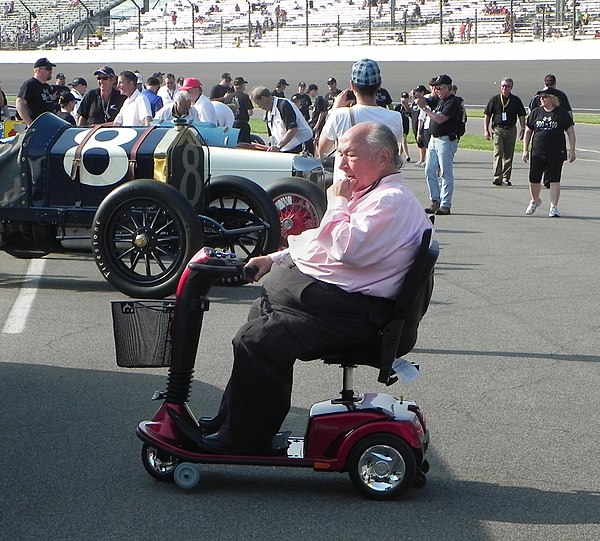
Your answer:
[174,90,192,106]
[249,86,271,102]
[364,122,403,170]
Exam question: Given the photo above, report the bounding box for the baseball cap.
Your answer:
[350,59,381,87]
[290,94,301,101]
[298,81,306,87]
[59,92,76,103]
[94,66,115,77]
[413,84,428,93]
[70,77,87,86]
[430,74,453,86]
[327,77,337,84]
[277,78,289,86]
[34,57,56,69]
[307,83,318,92]
[180,77,202,91]
[544,74,556,83]
[56,73,66,79]
[233,76,248,85]
[401,91,409,98]
[221,72,232,80]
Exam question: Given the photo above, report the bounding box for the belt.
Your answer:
[493,124,514,129]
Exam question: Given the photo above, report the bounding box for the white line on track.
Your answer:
[2,259,46,335]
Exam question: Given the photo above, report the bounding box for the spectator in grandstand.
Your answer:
[522,92,575,218]
[317,58,403,168]
[324,77,342,110]
[210,73,234,102]
[158,73,178,105]
[224,76,254,144]
[142,76,164,117]
[16,57,57,126]
[483,78,527,187]
[77,66,126,126]
[272,78,289,98]
[529,74,572,117]
[250,86,314,154]
[113,70,153,127]
[154,90,200,122]
[179,77,217,125]
[69,77,87,117]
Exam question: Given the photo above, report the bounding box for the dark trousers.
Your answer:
[217,255,394,450]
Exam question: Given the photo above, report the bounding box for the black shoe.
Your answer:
[435,206,451,215]
[504,180,512,186]
[198,433,265,456]
[197,415,224,435]
[406,156,411,162]
[492,180,503,186]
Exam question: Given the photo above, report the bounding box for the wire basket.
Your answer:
[111,300,175,368]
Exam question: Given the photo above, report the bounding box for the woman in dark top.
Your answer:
[522,93,576,217]
[57,92,76,125]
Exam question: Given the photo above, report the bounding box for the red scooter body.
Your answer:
[133,248,429,500]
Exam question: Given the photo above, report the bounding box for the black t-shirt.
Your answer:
[527,106,574,160]
[295,92,311,121]
[429,95,461,137]
[484,93,527,127]
[375,88,393,108]
[210,83,233,100]
[272,89,285,98]
[224,90,253,122]
[324,89,341,109]
[309,95,326,128]
[78,87,126,125]
[57,111,76,125]
[17,77,55,121]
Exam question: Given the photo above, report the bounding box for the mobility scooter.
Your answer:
[113,229,438,500]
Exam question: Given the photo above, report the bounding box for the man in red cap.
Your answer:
[16,57,57,126]
[180,77,217,125]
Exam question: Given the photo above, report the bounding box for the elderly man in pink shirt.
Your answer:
[197,121,433,455]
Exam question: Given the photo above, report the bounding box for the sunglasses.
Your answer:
[97,76,109,81]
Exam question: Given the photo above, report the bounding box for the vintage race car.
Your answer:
[0,114,325,298]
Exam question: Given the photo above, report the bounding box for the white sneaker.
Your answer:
[549,206,560,217]
[526,200,542,215]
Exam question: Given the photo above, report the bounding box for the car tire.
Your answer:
[264,176,326,249]
[92,179,203,299]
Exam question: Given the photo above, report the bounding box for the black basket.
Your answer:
[111,300,175,368]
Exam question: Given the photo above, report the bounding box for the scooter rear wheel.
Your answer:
[348,434,417,500]
[141,444,179,482]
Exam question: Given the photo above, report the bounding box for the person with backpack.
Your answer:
[416,74,462,216]
[483,78,527,186]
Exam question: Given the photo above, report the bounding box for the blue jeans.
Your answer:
[425,135,458,208]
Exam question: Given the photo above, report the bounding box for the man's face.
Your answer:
[165,77,176,89]
[56,77,66,85]
[545,79,556,88]
[254,95,270,111]
[433,84,453,99]
[328,82,337,92]
[298,84,306,93]
[117,76,136,97]
[187,87,201,102]
[36,67,53,82]
[500,80,512,97]
[337,129,386,192]
[177,98,192,115]
[97,75,112,91]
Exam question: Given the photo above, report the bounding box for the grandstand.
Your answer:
[1,0,598,50]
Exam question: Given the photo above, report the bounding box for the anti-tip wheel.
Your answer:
[173,462,201,490]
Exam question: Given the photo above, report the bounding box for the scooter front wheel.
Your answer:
[348,434,417,501]
[173,462,201,490]
[141,444,179,482]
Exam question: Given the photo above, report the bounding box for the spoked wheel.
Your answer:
[348,434,417,500]
[141,444,179,482]
[265,177,326,249]
[92,179,203,299]
[205,175,281,285]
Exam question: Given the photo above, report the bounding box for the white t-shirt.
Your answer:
[212,101,235,128]
[114,89,152,126]
[193,93,217,125]
[154,103,200,122]
[321,105,404,180]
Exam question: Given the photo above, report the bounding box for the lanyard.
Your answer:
[499,93,510,111]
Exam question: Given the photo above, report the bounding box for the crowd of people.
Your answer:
[13,56,576,218]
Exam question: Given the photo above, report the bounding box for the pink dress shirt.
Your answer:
[270,173,433,299]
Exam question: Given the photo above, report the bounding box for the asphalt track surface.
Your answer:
[1,52,600,540]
